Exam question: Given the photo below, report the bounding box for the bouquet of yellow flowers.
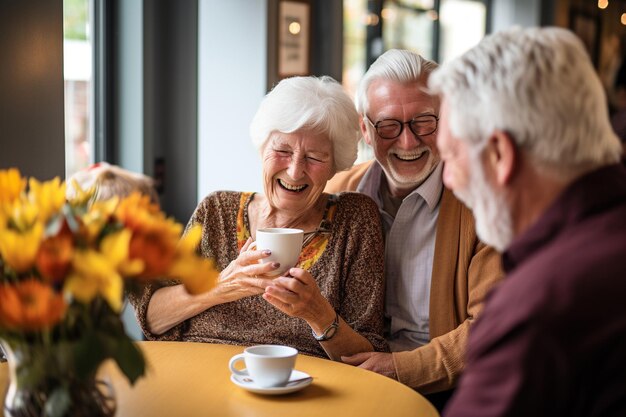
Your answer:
[0,168,218,417]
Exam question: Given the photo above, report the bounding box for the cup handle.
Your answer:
[248,241,257,251]
[229,354,248,376]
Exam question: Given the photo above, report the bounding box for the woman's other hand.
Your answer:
[262,267,335,331]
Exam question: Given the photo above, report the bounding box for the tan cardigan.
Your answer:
[326,161,503,393]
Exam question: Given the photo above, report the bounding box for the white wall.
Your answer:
[117,0,144,173]
[491,0,543,32]
[198,0,267,200]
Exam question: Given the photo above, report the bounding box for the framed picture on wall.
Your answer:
[278,0,311,78]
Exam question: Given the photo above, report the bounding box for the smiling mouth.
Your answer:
[393,150,427,162]
[277,179,308,192]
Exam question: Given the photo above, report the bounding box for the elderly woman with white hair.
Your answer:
[130,76,386,360]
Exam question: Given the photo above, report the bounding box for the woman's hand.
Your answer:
[263,267,374,360]
[147,238,280,335]
[212,238,281,304]
[262,267,336,332]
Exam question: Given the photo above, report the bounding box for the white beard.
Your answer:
[453,155,514,252]
[385,147,439,188]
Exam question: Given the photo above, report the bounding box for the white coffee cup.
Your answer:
[252,228,304,276]
[229,345,298,388]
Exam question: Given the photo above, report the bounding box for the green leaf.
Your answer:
[15,357,46,389]
[72,332,106,380]
[45,386,71,417]
[111,338,145,385]
[13,345,47,389]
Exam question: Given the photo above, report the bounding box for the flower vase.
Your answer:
[1,341,116,417]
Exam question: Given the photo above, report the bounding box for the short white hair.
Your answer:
[429,26,622,172]
[66,162,159,203]
[356,49,439,116]
[250,76,359,173]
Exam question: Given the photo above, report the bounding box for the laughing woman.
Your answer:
[129,76,386,360]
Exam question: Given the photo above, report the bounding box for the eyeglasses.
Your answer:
[365,114,439,140]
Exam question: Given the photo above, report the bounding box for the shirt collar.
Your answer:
[357,160,444,213]
[413,162,444,212]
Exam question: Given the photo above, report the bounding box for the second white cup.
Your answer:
[253,228,304,276]
[229,345,298,388]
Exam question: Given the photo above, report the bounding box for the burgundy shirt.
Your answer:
[445,164,626,417]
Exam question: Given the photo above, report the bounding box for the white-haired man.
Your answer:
[326,49,502,409]
[430,27,626,416]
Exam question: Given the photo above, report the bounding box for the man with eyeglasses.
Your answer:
[326,49,502,410]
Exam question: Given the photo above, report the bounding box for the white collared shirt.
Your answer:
[358,162,443,351]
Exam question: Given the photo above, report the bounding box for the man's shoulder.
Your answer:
[325,161,374,193]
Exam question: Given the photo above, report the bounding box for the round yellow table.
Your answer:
[1,341,439,417]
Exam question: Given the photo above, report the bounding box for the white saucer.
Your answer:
[230,369,312,395]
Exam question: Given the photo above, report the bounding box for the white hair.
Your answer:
[355,49,439,116]
[66,162,159,203]
[429,26,622,174]
[249,76,360,173]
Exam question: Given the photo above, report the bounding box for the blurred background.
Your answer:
[1,0,625,223]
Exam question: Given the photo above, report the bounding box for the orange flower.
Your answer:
[115,192,161,223]
[116,193,183,278]
[35,226,74,284]
[0,280,67,331]
[129,231,177,278]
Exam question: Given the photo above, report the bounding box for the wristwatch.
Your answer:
[312,312,339,342]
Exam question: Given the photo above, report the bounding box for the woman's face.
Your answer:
[261,130,335,215]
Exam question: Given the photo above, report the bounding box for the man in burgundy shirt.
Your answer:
[429,26,626,416]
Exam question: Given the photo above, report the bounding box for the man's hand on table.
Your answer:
[341,352,398,380]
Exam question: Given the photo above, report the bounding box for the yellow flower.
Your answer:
[79,197,119,242]
[0,222,43,273]
[178,224,202,253]
[6,200,39,232]
[64,250,123,312]
[167,225,219,295]
[0,279,67,331]
[168,255,219,295]
[67,178,96,207]
[0,169,26,214]
[100,229,144,276]
[28,177,66,224]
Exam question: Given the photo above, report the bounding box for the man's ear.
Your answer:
[360,116,372,146]
[485,129,517,186]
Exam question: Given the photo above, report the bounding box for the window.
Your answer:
[382,0,437,60]
[343,0,488,86]
[63,0,93,178]
[439,0,486,63]
[343,0,368,99]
